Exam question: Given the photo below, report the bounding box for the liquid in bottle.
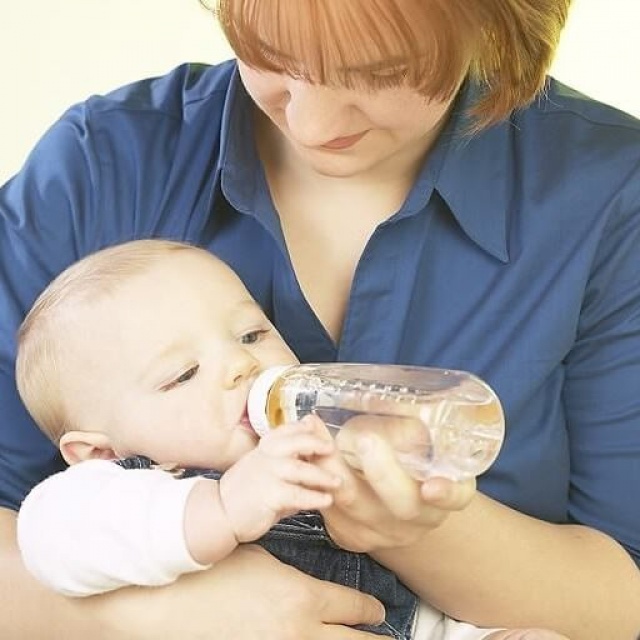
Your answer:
[248,363,505,480]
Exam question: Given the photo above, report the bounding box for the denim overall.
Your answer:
[117,456,418,639]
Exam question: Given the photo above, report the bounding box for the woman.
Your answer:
[0,1,638,638]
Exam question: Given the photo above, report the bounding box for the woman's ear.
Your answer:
[59,431,117,466]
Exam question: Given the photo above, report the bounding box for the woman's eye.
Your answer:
[240,329,269,345]
[161,365,199,391]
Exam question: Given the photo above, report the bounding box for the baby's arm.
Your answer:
[184,418,341,564]
[17,419,340,596]
[17,459,206,596]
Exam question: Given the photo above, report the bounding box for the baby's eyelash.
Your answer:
[240,328,270,345]
[160,365,199,392]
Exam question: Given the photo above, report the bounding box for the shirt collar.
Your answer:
[217,68,286,245]
[432,81,512,263]
[219,69,261,208]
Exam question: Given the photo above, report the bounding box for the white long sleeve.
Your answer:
[17,459,209,597]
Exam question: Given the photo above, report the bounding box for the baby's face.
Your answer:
[62,251,298,470]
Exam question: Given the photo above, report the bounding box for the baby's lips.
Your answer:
[239,406,259,435]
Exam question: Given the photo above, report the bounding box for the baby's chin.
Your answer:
[173,427,260,472]
[237,426,260,451]
[218,430,261,470]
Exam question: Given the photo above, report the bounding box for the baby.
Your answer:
[16,239,569,640]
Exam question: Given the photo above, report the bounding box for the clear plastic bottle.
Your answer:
[248,363,505,480]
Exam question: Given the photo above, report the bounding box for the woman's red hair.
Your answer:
[203,0,571,131]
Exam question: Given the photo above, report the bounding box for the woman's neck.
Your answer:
[254,108,450,342]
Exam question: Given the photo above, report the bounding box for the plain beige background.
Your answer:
[1,0,639,182]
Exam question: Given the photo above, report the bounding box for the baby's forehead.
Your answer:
[118,252,256,307]
[232,298,267,316]
[58,250,253,326]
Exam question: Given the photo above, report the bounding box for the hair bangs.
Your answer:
[217,0,475,101]
[209,0,571,129]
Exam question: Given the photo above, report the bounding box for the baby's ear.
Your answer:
[59,431,117,466]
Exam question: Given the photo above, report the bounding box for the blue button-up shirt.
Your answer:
[1,61,639,565]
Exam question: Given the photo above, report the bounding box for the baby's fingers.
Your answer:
[272,482,335,513]
[258,420,336,459]
[277,457,342,491]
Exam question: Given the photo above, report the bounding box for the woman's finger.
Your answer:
[347,433,430,521]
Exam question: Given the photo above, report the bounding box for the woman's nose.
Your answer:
[284,79,352,146]
[224,349,260,389]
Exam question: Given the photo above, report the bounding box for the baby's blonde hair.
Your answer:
[210,0,571,131]
[16,240,212,444]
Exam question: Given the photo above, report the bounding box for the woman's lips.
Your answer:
[320,131,367,150]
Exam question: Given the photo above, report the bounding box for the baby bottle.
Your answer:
[247,363,505,480]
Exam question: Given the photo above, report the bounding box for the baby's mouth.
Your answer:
[237,406,257,434]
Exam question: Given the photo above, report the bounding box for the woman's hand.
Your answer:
[85,545,385,639]
[311,415,476,552]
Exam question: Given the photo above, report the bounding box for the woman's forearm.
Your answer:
[0,508,106,639]
[3,507,387,640]
[373,493,640,640]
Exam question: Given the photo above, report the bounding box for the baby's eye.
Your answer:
[161,365,199,392]
[240,328,270,345]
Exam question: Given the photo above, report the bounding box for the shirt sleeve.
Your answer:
[0,106,102,511]
[564,167,640,565]
[16,460,209,597]
[0,64,228,510]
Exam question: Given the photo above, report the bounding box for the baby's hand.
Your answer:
[218,417,342,542]
[484,629,570,640]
